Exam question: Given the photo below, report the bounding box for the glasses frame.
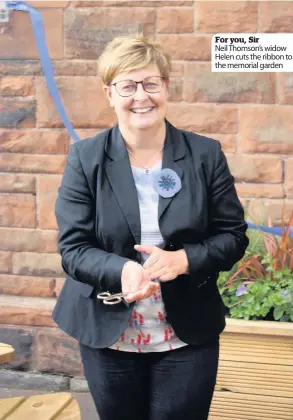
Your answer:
[110,76,165,97]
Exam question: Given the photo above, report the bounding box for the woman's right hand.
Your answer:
[121,261,160,303]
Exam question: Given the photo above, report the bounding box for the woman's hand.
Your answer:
[134,245,189,282]
[121,261,160,303]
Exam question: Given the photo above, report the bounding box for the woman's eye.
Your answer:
[121,84,134,91]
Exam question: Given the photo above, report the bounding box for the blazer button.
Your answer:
[169,242,174,250]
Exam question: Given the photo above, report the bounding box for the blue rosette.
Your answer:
[153,168,182,198]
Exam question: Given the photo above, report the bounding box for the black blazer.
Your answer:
[52,120,248,348]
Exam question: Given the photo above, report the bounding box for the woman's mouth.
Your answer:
[131,107,155,114]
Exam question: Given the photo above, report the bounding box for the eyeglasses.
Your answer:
[110,76,165,97]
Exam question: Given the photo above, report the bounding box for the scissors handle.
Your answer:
[97,292,125,305]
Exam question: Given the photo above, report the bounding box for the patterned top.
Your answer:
[109,160,187,353]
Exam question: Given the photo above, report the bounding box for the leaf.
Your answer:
[273,308,284,321]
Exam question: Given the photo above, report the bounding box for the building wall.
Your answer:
[0,0,292,377]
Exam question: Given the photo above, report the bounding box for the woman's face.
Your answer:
[103,64,169,132]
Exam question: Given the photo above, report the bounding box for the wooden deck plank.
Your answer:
[210,408,292,420]
[0,398,25,420]
[212,391,293,404]
[224,319,293,336]
[212,400,293,414]
[216,384,293,398]
[5,393,73,420]
[219,353,293,365]
[221,335,293,344]
[219,360,293,373]
[54,400,81,420]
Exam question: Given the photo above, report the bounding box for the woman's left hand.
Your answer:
[134,244,189,282]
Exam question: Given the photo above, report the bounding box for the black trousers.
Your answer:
[80,337,219,420]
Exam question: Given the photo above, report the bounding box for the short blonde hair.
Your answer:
[98,35,172,85]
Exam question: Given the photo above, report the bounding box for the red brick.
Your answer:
[0,251,12,274]
[37,77,116,128]
[168,78,183,102]
[0,130,69,154]
[0,154,66,174]
[0,195,36,228]
[0,275,55,298]
[0,228,58,253]
[248,200,293,226]
[0,61,42,76]
[0,174,35,194]
[0,295,56,327]
[285,158,293,199]
[167,103,237,134]
[278,73,293,105]
[54,278,65,298]
[259,2,293,32]
[0,9,63,59]
[205,134,236,153]
[196,1,257,32]
[35,329,83,376]
[0,98,35,128]
[37,176,62,230]
[236,184,285,199]
[227,155,283,184]
[0,325,35,370]
[158,35,211,60]
[64,8,155,59]
[184,63,275,104]
[12,253,63,277]
[157,8,193,33]
[0,77,35,97]
[170,62,184,78]
[53,60,97,76]
[239,106,293,154]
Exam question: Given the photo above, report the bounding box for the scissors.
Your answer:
[97,291,130,305]
[98,281,159,305]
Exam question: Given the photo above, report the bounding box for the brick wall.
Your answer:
[0,0,292,378]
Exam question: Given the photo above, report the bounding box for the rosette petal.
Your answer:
[153,168,182,198]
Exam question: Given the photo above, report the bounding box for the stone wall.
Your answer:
[0,0,293,382]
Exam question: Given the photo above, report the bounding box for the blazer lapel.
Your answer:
[158,121,185,220]
[104,126,141,245]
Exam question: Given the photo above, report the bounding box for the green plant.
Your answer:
[218,212,293,322]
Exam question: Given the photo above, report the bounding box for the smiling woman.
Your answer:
[52,34,248,420]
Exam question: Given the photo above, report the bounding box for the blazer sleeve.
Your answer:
[55,143,131,293]
[183,141,248,279]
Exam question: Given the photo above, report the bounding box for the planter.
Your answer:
[209,318,293,420]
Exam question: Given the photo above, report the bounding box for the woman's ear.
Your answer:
[103,84,114,107]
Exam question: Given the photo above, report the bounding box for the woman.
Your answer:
[53,35,248,420]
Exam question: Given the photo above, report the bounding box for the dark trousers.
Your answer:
[80,337,219,420]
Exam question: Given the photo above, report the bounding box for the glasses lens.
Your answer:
[143,77,163,93]
[116,80,136,97]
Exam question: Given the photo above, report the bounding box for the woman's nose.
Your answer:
[133,83,148,100]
